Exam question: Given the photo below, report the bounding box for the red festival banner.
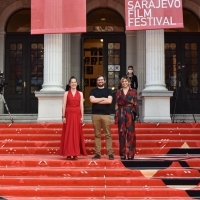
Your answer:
[125,0,184,31]
[31,0,86,34]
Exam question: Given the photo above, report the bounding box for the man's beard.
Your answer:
[97,83,104,88]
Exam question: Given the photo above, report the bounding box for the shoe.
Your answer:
[108,154,114,160]
[128,156,134,160]
[72,156,78,160]
[120,155,126,160]
[66,156,71,160]
[92,154,101,159]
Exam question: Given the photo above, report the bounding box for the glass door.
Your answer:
[82,34,126,113]
[5,34,44,113]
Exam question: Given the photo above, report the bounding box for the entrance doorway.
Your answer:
[165,33,200,114]
[84,7,126,113]
[82,33,126,113]
[5,34,44,113]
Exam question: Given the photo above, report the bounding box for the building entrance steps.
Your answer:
[0,123,199,199]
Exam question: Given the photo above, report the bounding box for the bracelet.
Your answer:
[62,116,65,118]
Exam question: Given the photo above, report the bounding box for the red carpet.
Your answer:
[0,123,199,199]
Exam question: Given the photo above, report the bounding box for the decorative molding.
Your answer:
[190,0,200,6]
[99,0,108,6]
[6,0,16,6]
[94,26,113,32]
[0,0,5,8]
[22,0,30,7]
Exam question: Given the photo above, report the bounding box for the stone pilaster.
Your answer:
[62,34,71,89]
[136,31,146,95]
[126,31,136,74]
[71,34,82,86]
[141,30,173,122]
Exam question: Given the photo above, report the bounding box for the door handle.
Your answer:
[23,81,26,88]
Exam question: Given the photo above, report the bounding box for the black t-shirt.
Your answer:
[90,88,112,115]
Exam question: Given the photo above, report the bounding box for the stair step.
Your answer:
[0,186,199,197]
[1,140,200,148]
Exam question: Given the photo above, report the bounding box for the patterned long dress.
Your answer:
[115,88,138,159]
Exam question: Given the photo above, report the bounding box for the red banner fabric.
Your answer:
[31,0,86,34]
[125,0,184,31]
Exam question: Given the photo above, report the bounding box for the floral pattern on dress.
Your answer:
[115,88,138,159]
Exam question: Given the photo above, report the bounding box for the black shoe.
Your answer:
[128,156,134,160]
[92,154,101,159]
[120,155,126,160]
[109,154,114,160]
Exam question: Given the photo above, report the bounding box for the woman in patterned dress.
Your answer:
[115,76,139,160]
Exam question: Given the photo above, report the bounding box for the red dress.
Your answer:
[60,90,87,157]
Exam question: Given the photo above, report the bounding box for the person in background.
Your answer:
[60,76,87,160]
[127,65,138,90]
[115,76,139,160]
[89,75,114,160]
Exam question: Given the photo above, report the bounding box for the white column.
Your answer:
[0,31,5,114]
[62,34,71,89]
[35,34,65,122]
[141,30,173,123]
[41,34,64,91]
[144,30,167,91]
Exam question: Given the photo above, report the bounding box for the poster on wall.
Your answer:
[125,0,184,31]
[31,0,86,34]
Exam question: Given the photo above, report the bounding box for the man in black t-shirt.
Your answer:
[89,75,114,160]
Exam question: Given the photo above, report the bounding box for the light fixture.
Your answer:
[100,39,103,42]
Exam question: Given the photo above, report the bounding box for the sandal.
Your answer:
[66,156,71,160]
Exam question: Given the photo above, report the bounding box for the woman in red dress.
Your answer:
[60,76,87,160]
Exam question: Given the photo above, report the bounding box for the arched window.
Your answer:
[165,9,200,32]
[6,9,30,33]
[87,8,125,32]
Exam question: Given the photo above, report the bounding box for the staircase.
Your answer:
[0,122,199,199]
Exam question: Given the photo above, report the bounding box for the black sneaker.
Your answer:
[108,154,114,160]
[92,154,101,159]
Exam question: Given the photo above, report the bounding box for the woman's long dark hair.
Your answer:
[65,76,80,91]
